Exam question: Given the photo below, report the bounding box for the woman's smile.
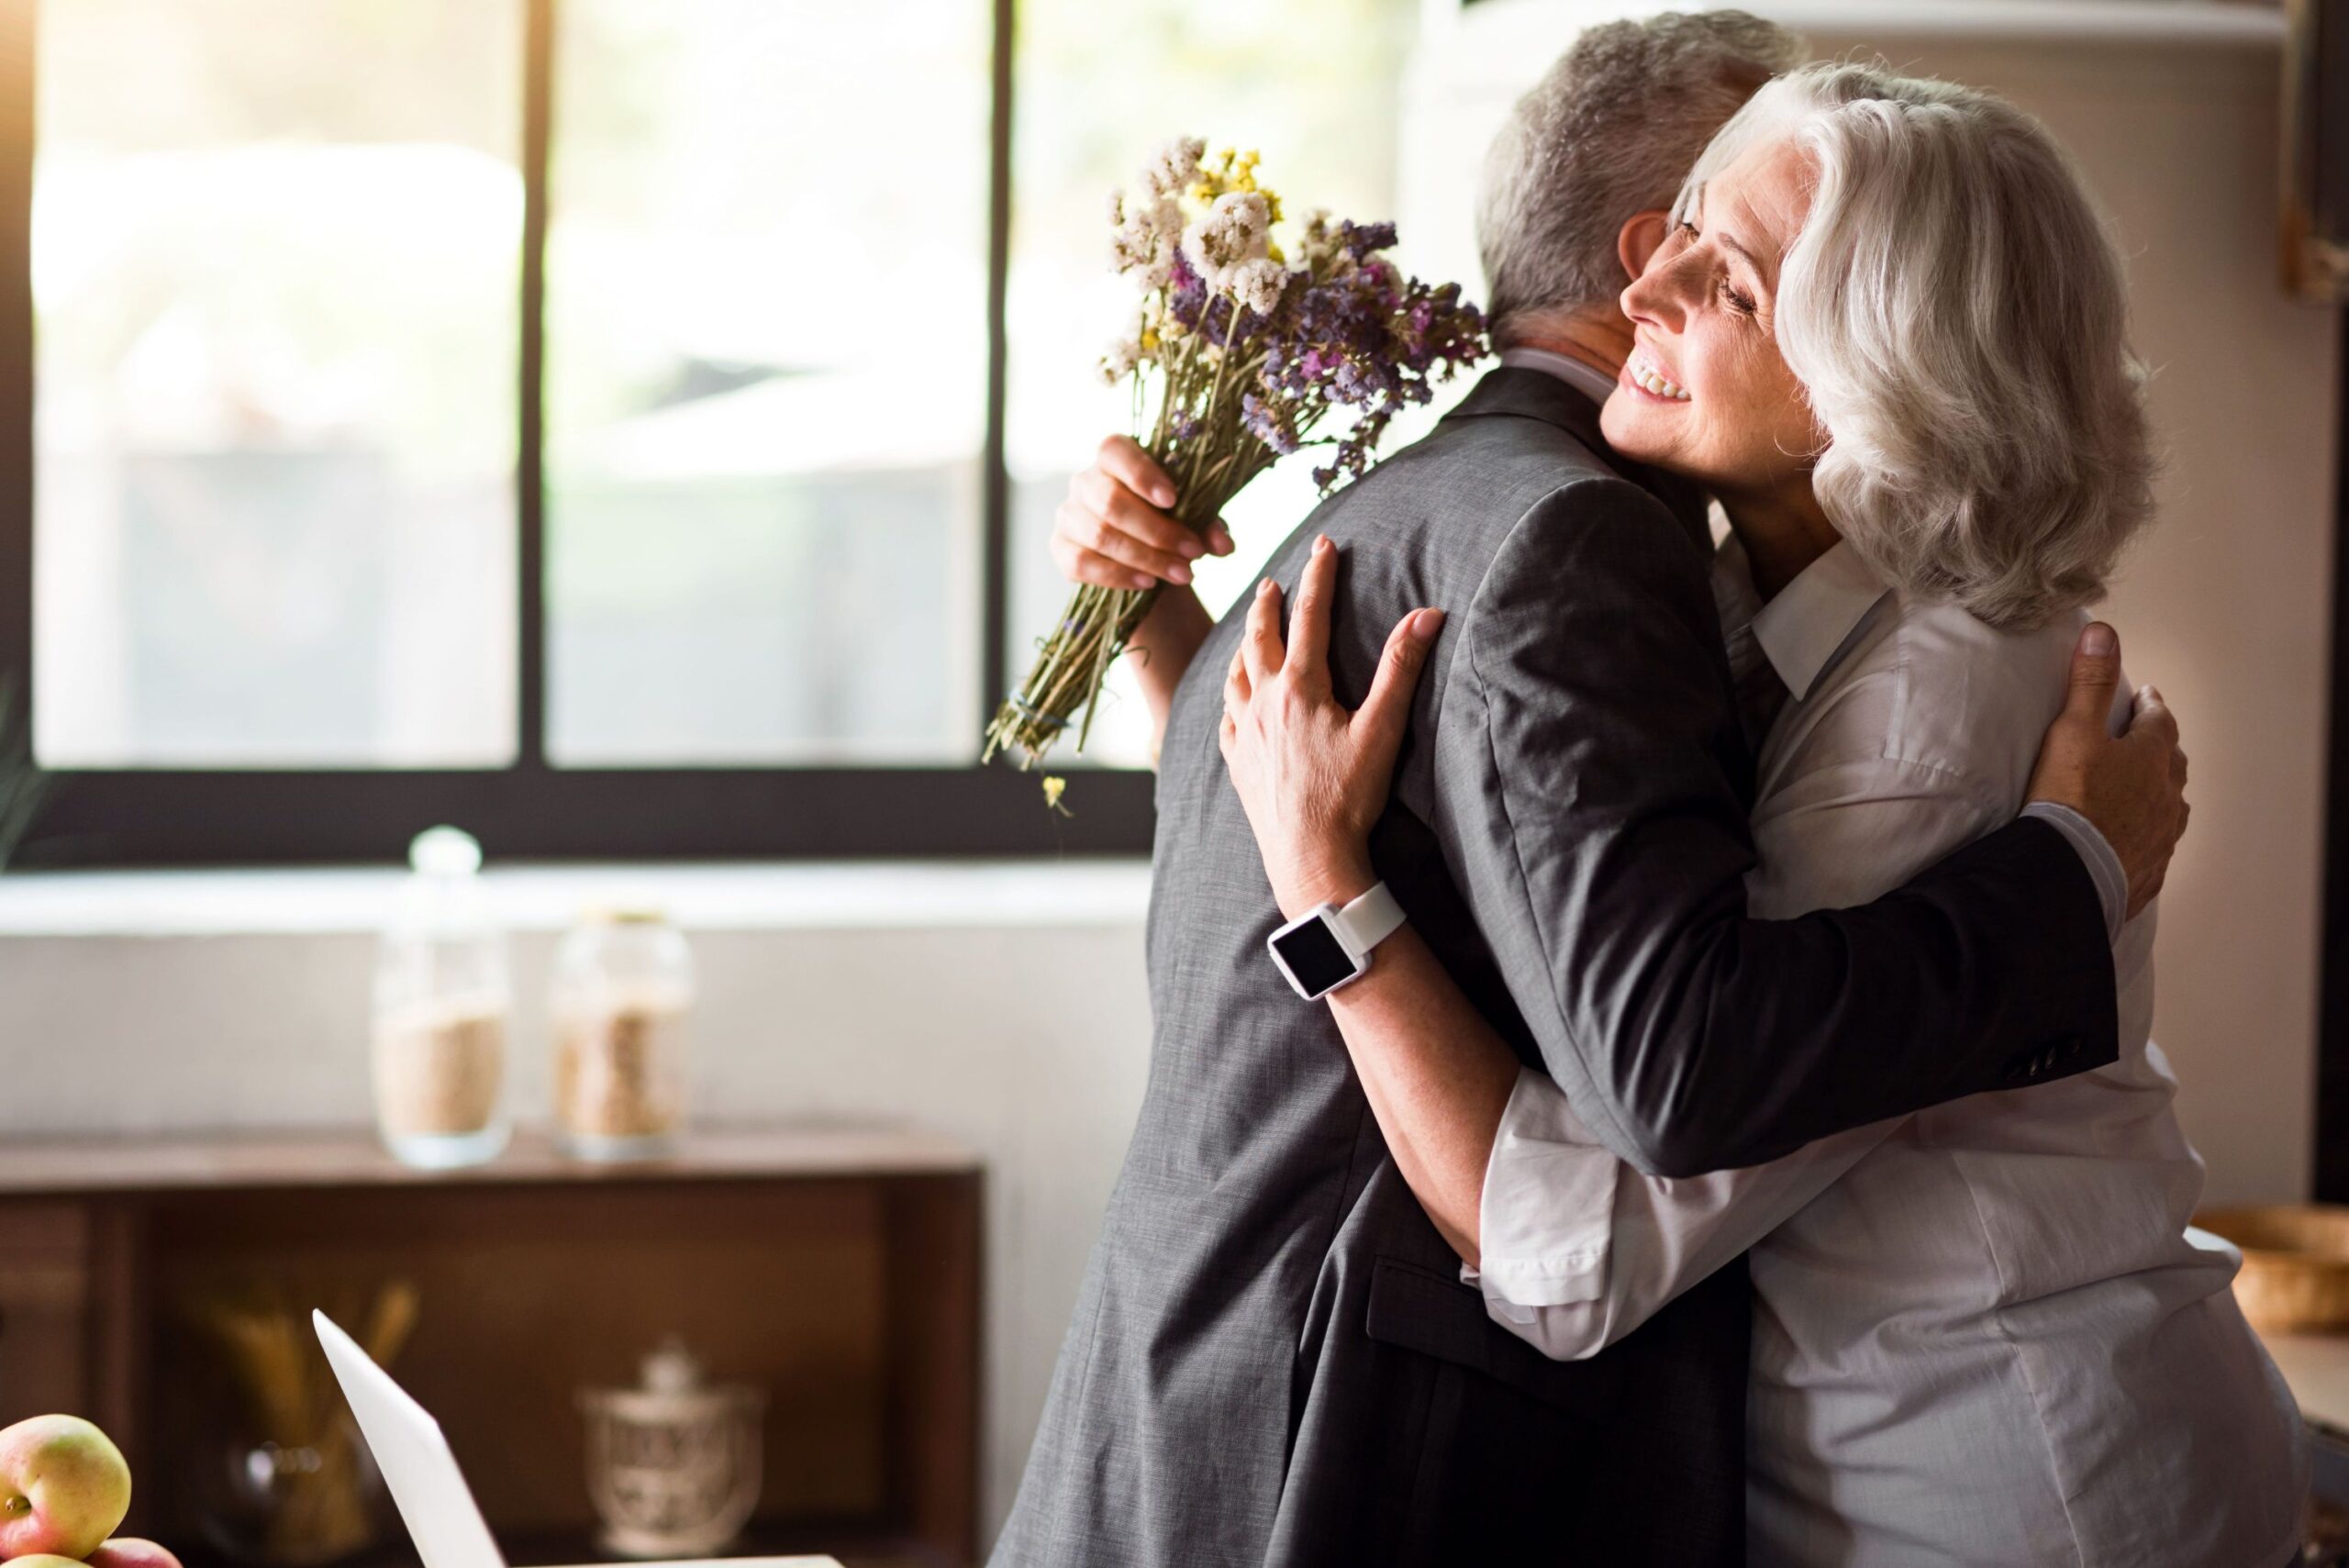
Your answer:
[1622,345,1691,403]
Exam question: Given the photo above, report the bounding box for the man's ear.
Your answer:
[1619,209,1673,284]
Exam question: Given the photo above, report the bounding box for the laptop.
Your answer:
[312,1310,839,1568]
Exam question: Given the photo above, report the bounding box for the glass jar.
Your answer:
[552,909,694,1160]
[372,827,511,1169]
[578,1339,763,1558]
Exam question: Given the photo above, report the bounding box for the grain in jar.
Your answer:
[552,908,694,1160]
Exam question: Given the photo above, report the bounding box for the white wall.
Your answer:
[0,863,1157,1545]
[1400,4,2337,1206]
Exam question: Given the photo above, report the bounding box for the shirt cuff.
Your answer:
[1463,1067,1618,1307]
[2020,801,2127,944]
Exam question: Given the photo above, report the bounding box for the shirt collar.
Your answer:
[1497,346,1621,408]
[1741,538,1893,701]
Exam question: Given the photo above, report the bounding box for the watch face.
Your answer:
[1272,917,1358,997]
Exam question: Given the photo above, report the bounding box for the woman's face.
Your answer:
[1599,134,1821,510]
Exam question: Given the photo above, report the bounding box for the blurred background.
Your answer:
[0,0,2339,1562]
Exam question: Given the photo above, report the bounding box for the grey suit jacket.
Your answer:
[990,368,2118,1568]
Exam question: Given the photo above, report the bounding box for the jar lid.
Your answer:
[410,826,483,877]
[579,906,670,926]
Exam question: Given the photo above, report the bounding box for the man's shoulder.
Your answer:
[1316,400,1680,565]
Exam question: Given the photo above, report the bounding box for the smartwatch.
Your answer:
[1267,882,1408,1001]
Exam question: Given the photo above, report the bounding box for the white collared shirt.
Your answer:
[1470,539,2309,1566]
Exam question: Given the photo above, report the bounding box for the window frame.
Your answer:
[0,0,1161,866]
[2319,300,2349,1202]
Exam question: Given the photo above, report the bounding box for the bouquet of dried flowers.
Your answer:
[0,674,45,872]
[983,139,1487,775]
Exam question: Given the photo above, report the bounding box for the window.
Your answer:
[1006,0,1415,766]
[35,0,523,770]
[544,0,990,766]
[0,0,1417,863]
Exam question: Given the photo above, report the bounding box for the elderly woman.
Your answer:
[1057,62,2305,1568]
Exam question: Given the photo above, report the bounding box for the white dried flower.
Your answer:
[1109,217,1154,275]
[1230,257,1288,318]
[1109,193,1184,287]
[1139,194,1182,241]
[1182,190,1273,288]
[1097,336,1142,384]
[1296,206,1341,272]
[1140,136,1207,197]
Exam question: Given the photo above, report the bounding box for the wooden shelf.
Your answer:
[0,1125,982,1568]
[0,1123,981,1195]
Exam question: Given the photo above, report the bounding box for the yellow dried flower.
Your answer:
[1041,775,1072,817]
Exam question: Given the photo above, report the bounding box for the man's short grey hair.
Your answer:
[1678,62,2154,630]
[1477,11,1806,346]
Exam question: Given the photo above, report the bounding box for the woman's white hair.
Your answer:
[1677,62,2154,630]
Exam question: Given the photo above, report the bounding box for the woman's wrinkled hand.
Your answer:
[1052,435,1235,591]
[1219,534,1445,920]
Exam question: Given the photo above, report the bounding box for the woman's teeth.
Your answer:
[1631,352,1690,402]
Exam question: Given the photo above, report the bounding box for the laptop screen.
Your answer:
[314,1310,507,1568]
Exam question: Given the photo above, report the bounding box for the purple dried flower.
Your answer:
[1240,392,1299,456]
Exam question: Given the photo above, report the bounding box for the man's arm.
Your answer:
[1472,741,2023,1352]
[1473,1067,1890,1357]
[1430,478,2152,1178]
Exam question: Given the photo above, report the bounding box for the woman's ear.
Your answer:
[1619,210,1673,283]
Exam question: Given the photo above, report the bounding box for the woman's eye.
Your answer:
[1719,280,1758,316]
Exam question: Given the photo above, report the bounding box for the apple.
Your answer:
[87,1540,181,1568]
[7,1555,89,1568]
[0,1414,131,1561]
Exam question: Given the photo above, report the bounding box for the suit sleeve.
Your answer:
[1428,477,2120,1179]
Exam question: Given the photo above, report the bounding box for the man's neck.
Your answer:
[1721,487,1841,602]
[1503,308,1636,384]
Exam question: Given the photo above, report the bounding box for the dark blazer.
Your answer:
[987,368,2119,1568]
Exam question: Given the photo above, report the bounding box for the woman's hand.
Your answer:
[1052,435,1234,591]
[1219,535,1445,919]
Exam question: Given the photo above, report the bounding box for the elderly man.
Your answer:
[991,14,2189,1566]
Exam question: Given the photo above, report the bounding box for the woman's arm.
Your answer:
[1217,535,1505,1260]
[1323,924,1520,1262]
[1219,539,2029,1361]
[1213,540,1868,1300]
[1051,436,1232,759]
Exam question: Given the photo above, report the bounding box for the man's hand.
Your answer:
[1051,435,1233,591]
[2024,622,2189,919]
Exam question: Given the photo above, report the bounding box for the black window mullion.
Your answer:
[0,0,35,711]
[980,0,1015,742]
[518,0,555,773]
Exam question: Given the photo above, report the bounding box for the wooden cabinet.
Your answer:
[0,1129,980,1568]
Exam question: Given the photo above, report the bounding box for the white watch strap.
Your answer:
[1331,882,1406,954]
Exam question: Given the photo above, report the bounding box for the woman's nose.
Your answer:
[1621,262,1687,335]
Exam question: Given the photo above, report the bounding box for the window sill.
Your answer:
[0,859,1155,938]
